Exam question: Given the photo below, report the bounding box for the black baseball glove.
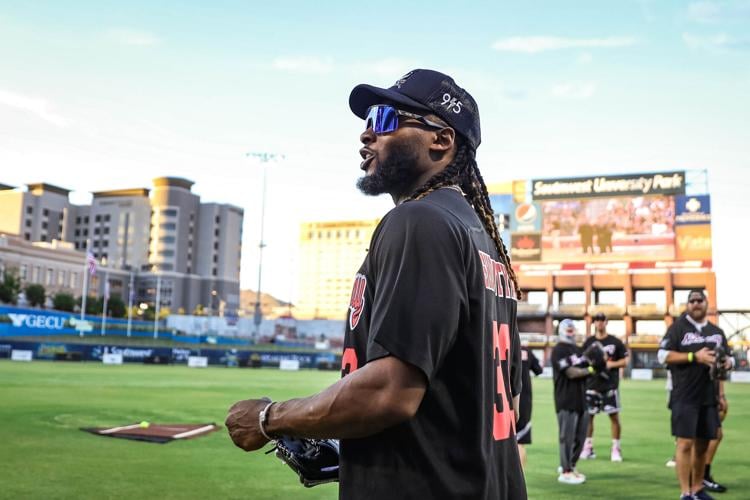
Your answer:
[268,437,340,487]
[583,341,609,378]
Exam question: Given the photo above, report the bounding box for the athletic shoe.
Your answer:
[571,470,586,482]
[666,457,676,467]
[680,495,696,500]
[693,489,715,500]
[580,445,596,460]
[702,478,727,493]
[557,466,563,474]
[558,472,585,485]
[611,446,623,462]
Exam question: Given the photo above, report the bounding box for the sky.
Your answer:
[1,1,748,308]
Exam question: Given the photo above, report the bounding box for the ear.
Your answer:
[428,127,456,154]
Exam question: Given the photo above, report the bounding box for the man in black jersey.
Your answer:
[580,313,628,462]
[225,69,527,499]
[552,318,597,485]
[658,289,732,500]
[517,341,543,467]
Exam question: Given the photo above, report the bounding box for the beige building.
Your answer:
[296,219,379,319]
[0,177,243,316]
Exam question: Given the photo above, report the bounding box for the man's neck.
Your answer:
[686,314,708,330]
[595,331,608,340]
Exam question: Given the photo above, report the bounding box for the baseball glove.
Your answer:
[583,341,609,378]
[268,437,340,487]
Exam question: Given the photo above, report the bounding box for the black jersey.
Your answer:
[551,341,588,412]
[660,314,728,406]
[338,188,526,500]
[518,347,543,423]
[582,334,628,392]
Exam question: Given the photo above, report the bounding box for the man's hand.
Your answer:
[695,347,715,366]
[718,395,728,414]
[225,398,272,452]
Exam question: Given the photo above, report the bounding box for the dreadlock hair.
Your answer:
[406,137,522,299]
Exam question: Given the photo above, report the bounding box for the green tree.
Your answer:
[77,296,102,315]
[25,284,46,307]
[53,292,76,312]
[0,270,21,304]
[106,295,126,318]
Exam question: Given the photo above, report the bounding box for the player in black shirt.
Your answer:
[225,69,527,499]
[658,289,732,500]
[580,313,628,462]
[552,319,598,485]
[516,341,543,467]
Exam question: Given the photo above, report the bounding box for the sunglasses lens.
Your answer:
[365,105,399,134]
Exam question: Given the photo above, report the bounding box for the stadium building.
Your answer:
[0,177,243,316]
[489,170,715,368]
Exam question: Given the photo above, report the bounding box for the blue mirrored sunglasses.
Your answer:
[365,104,445,134]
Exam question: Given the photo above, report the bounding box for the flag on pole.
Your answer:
[86,250,97,276]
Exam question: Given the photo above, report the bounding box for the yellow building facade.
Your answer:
[296,219,380,320]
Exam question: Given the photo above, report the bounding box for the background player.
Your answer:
[580,312,628,462]
[658,289,732,500]
[552,319,598,485]
[517,340,543,467]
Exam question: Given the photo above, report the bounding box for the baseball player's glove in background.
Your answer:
[268,437,340,487]
[583,341,609,378]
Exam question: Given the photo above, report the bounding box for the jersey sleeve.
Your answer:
[529,350,543,376]
[365,204,468,381]
[615,338,628,360]
[660,322,681,352]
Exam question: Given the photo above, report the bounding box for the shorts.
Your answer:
[515,419,532,444]
[585,389,621,415]
[671,403,720,440]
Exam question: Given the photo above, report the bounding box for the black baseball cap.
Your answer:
[593,313,607,321]
[349,69,481,150]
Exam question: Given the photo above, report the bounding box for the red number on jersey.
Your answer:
[341,347,358,376]
[492,321,515,441]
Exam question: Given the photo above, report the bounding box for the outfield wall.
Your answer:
[0,340,340,369]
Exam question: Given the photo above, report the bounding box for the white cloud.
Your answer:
[491,36,637,53]
[0,88,69,127]
[687,2,721,23]
[272,56,334,74]
[577,53,593,64]
[106,28,161,46]
[551,82,597,100]
[360,58,419,77]
[687,1,750,23]
[683,32,750,50]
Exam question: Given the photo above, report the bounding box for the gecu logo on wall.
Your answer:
[7,313,66,330]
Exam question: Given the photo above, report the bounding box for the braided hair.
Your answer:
[406,139,522,299]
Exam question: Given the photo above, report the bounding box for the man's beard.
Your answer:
[357,140,421,197]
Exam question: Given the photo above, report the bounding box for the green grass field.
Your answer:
[1,361,748,499]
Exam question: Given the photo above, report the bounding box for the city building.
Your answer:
[295,219,380,319]
[0,178,243,317]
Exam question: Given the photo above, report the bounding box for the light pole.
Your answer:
[246,151,284,340]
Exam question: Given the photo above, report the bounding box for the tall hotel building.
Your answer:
[0,178,243,316]
[296,219,379,319]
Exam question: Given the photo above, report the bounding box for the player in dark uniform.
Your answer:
[657,289,732,500]
[516,341,543,468]
[225,69,527,499]
[580,313,628,462]
[552,319,598,485]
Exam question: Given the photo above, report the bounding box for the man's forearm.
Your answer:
[663,350,693,365]
[265,356,426,439]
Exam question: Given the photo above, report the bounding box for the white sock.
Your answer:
[612,439,620,448]
[585,437,593,447]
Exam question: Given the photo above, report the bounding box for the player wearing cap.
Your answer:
[516,341,543,468]
[552,319,598,485]
[226,69,527,499]
[657,289,732,500]
[580,313,628,462]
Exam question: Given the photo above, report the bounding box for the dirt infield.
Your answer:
[82,422,220,444]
